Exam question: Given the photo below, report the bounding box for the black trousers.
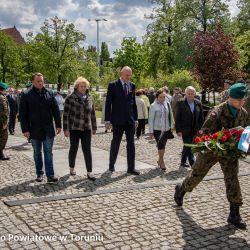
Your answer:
[109,123,135,171]
[136,119,145,138]
[8,112,17,133]
[69,130,92,172]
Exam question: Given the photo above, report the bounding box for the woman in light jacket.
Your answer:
[63,77,97,181]
[148,88,174,170]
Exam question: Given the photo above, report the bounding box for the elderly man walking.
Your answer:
[175,86,204,168]
[105,66,140,175]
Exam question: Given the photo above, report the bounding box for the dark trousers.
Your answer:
[109,124,135,171]
[136,119,145,138]
[69,130,92,172]
[181,135,195,165]
[8,113,17,133]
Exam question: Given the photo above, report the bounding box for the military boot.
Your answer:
[227,203,247,229]
[174,184,186,206]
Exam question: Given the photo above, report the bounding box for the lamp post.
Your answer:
[88,18,107,91]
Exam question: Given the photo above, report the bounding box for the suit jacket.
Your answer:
[19,86,61,140]
[7,94,18,115]
[175,98,204,136]
[105,79,138,126]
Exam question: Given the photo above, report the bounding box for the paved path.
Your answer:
[0,124,249,249]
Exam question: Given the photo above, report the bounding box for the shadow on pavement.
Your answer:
[175,207,249,249]
[0,175,83,198]
[165,166,189,181]
[132,168,165,183]
[0,171,130,198]
[5,142,30,151]
[75,170,128,192]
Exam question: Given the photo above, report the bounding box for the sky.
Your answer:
[0,0,239,55]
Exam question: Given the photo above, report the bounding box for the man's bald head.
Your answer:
[120,66,132,83]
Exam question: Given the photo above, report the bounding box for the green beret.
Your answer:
[0,82,8,90]
[229,83,248,99]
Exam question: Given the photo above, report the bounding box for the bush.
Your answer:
[139,70,200,93]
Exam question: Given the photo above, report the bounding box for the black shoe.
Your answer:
[127,169,140,175]
[87,174,96,181]
[174,184,185,206]
[0,154,10,161]
[47,176,59,183]
[36,175,43,182]
[180,163,190,168]
[227,204,247,229]
[109,166,115,172]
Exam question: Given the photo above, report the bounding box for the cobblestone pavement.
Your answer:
[0,124,249,249]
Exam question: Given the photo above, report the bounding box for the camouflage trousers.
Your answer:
[0,128,8,153]
[182,152,242,206]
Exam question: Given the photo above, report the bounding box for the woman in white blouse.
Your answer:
[148,88,174,170]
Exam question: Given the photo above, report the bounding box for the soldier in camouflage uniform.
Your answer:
[0,82,10,160]
[174,83,249,229]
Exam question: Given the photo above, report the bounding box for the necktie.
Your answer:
[124,83,128,96]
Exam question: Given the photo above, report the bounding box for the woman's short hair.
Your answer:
[155,88,165,98]
[74,77,90,90]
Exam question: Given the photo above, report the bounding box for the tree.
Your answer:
[113,38,146,84]
[144,0,184,76]
[236,30,250,73]
[189,27,240,99]
[30,16,86,90]
[178,0,230,33]
[0,32,22,83]
[100,42,110,62]
[235,0,250,34]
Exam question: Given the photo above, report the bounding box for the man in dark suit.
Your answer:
[105,66,140,175]
[19,73,61,183]
[175,86,204,168]
[6,88,18,135]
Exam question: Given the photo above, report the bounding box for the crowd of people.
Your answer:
[0,66,249,229]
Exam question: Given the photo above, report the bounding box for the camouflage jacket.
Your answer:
[202,102,249,134]
[0,93,9,129]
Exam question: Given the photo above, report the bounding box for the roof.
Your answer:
[0,26,25,45]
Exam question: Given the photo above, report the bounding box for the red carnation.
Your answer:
[211,133,218,140]
[194,137,201,144]
[221,135,228,142]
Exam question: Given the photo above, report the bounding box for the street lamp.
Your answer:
[88,18,107,91]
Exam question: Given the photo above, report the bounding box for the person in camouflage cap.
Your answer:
[0,82,10,160]
[174,83,249,229]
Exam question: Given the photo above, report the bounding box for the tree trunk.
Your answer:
[201,90,206,103]
[57,74,62,91]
